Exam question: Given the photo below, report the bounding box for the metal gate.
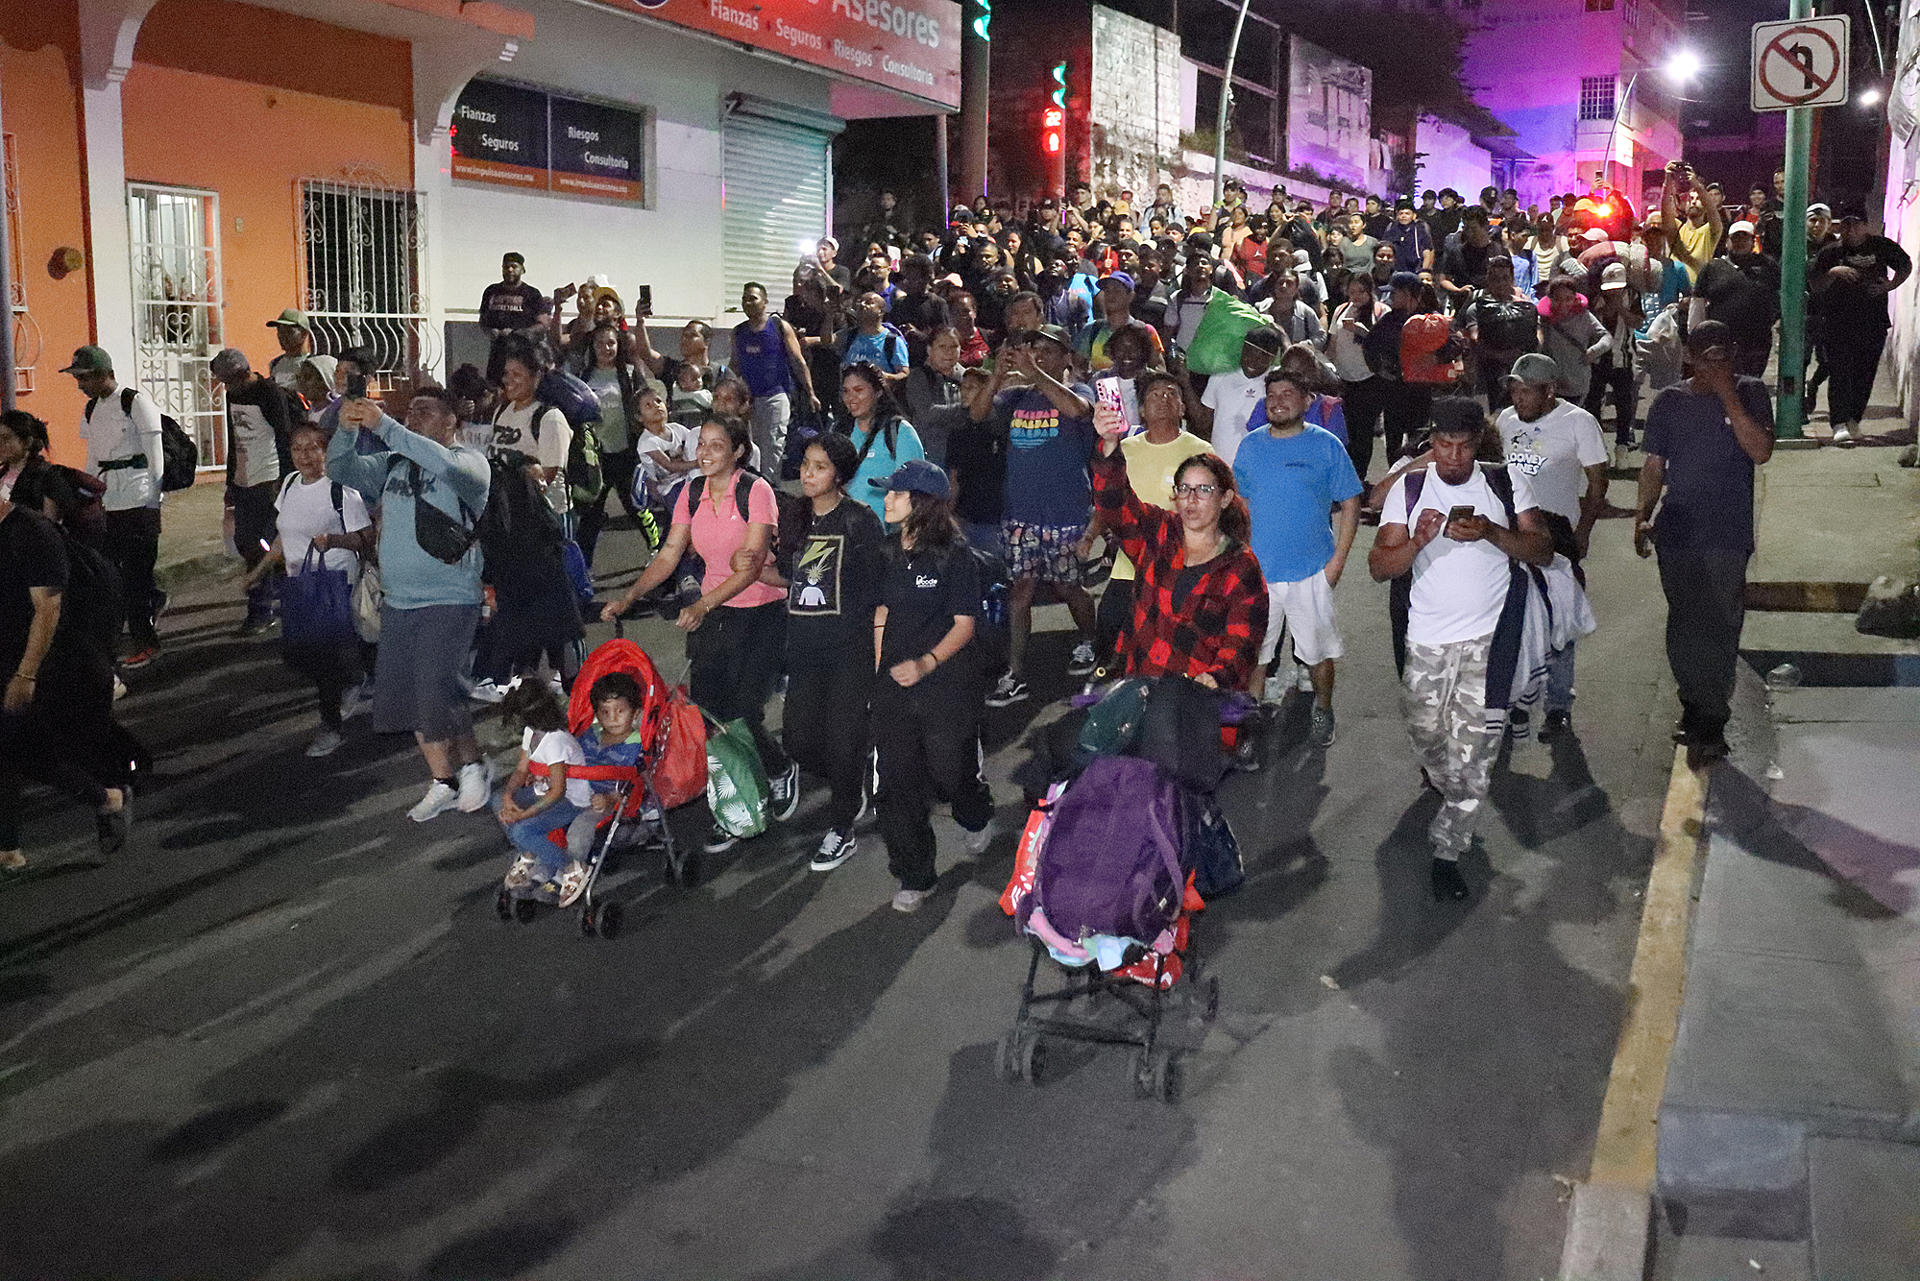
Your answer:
[722,103,842,309]
[127,184,224,467]
[299,176,435,392]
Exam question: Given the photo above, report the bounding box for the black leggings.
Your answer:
[1378,382,1433,462]
[783,656,872,833]
[574,448,645,570]
[1340,377,1385,481]
[688,601,791,776]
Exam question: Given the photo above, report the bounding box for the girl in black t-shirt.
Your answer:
[872,461,994,912]
[758,433,887,872]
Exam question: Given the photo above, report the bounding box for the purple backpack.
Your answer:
[1025,756,1185,945]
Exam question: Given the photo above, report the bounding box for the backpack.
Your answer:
[967,541,1011,670]
[525,399,603,506]
[1026,755,1186,946]
[54,527,124,658]
[87,387,198,492]
[1387,463,1520,676]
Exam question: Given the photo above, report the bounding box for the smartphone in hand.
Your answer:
[346,371,369,400]
[634,284,653,317]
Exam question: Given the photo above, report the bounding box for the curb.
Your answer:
[154,552,241,592]
[1557,746,1711,1281]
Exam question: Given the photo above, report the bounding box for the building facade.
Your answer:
[3,0,958,466]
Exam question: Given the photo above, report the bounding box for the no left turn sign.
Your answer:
[1751,15,1851,111]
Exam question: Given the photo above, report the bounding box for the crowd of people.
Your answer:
[1,157,1910,906]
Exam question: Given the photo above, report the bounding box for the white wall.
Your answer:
[427,0,838,333]
[1089,5,1183,197]
[1414,114,1492,205]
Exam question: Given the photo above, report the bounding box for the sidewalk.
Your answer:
[154,478,236,590]
[1642,377,1920,1278]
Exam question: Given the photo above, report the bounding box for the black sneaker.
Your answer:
[1540,709,1572,742]
[769,761,801,822]
[1430,857,1469,902]
[985,674,1030,707]
[810,828,857,872]
[703,825,741,854]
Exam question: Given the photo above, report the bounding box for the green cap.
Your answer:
[59,345,114,375]
[268,307,310,329]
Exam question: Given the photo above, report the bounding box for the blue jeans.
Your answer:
[498,785,585,875]
[1545,642,1576,715]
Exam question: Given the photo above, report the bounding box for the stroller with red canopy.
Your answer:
[494,631,702,938]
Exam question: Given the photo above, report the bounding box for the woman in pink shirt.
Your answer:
[602,414,796,853]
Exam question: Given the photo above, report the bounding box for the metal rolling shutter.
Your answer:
[721,101,843,307]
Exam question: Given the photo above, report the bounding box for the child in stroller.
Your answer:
[496,680,594,905]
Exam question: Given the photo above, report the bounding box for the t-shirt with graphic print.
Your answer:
[994,383,1097,526]
[784,497,887,664]
[1496,398,1607,525]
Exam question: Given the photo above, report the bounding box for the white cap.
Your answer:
[1726,220,1757,237]
[1600,263,1629,291]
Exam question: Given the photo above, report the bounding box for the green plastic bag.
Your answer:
[704,715,769,839]
[1076,678,1153,763]
[1183,287,1268,375]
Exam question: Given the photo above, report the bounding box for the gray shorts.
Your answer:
[372,603,481,741]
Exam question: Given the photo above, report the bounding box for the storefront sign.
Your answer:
[549,96,645,201]
[587,0,962,110]
[450,79,549,191]
[451,80,646,203]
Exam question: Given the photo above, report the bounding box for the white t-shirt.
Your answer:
[523,727,592,807]
[276,473,371,580]
[636,424,697,501]
[490,401,573,513]
[1381,463,1539,646]
[1497,399,1607,525]
[81,387,165,511]
[1199,368,1266,468]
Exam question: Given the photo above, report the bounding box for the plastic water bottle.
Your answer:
[1765,662,1802,691]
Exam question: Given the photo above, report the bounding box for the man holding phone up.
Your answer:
[1370,398,1553,901]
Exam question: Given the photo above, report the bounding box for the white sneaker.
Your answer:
[1833,423,1854,447]
[408,781,460,823]
[305,728,344,758]
[1067,642,1098,676]
[1294,661,1314,693]
[455,760,492,812]
[1612,442,1631,470]
[340,686,370,722]
[962,818,996,856]
[112,674,128,702]
[1261,673,1287,705]
[891,887,927,913]
[810,829,857,872]
[468,679,507,705]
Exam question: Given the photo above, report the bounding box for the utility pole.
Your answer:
[1775,0,1813,439]
[1212,0,1253,213]
[0,72,15,415]
[958,0,991,202]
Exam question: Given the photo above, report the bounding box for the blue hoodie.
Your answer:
[326,413,490,609]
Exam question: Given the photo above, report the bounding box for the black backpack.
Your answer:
[55,527,124,657]
[87,386,198,492]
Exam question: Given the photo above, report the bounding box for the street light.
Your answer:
[1858,86,1884,108]
[1602,49,1702,193]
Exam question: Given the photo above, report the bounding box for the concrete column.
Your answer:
[76,0,157,375]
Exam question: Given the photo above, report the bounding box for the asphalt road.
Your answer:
[0,491,1676,1281]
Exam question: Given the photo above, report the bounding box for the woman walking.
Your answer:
[872,461,994,912]
[840,362,925,523]
[601,415,796,853]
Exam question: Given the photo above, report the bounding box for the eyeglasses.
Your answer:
[1173,482,1220,498]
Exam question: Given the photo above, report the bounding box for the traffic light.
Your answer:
[971,0,990,42]
[1045,61,1067,195]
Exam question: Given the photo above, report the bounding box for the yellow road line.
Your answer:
[1585,745,1711,1189]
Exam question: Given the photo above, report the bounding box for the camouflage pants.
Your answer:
[1402,634,1500,860]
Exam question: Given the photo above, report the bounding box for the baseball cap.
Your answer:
[1394,197,1415,211]
[1506,352,1559,386]
[58,345,114,375]
[1388,270,1423,295]
[268,307,309,329]
[1836,203,1870,222]
[1726,220,1757,237]
[1029,323,1074,350]
[208,347,251,380]
[1600,263,1629,291]
[1581,227,1610,243]
[1096,271,1136,292]
[885,458,950,500]
[1805,202,1832,219]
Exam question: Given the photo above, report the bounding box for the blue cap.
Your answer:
[885,459,950,500]
[1388,270,1424,295]
[1097,271,1137,292]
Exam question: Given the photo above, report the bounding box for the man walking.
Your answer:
[63,346,165,667]
[328,388,494,821]
[1635,321,1774,763]
[1497,354,1608,739]
[266,309,313,392]
[735,281,821,470]
[1234,369,1362,748]
[1811,205,1912,445]
[1689,221,1780,379]
[479,253,547,384]
[209,348,294,636]
[1370,399,1553,900]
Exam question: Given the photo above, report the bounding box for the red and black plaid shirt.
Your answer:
[1091,448,1267,691]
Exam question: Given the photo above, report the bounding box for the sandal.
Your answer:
[556,861,591,908]
[503,855,539,890]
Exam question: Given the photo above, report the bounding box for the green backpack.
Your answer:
[704,715,770,839]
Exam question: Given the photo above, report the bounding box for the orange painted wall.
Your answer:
[123,0,414,379]
[1,1,97,463]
